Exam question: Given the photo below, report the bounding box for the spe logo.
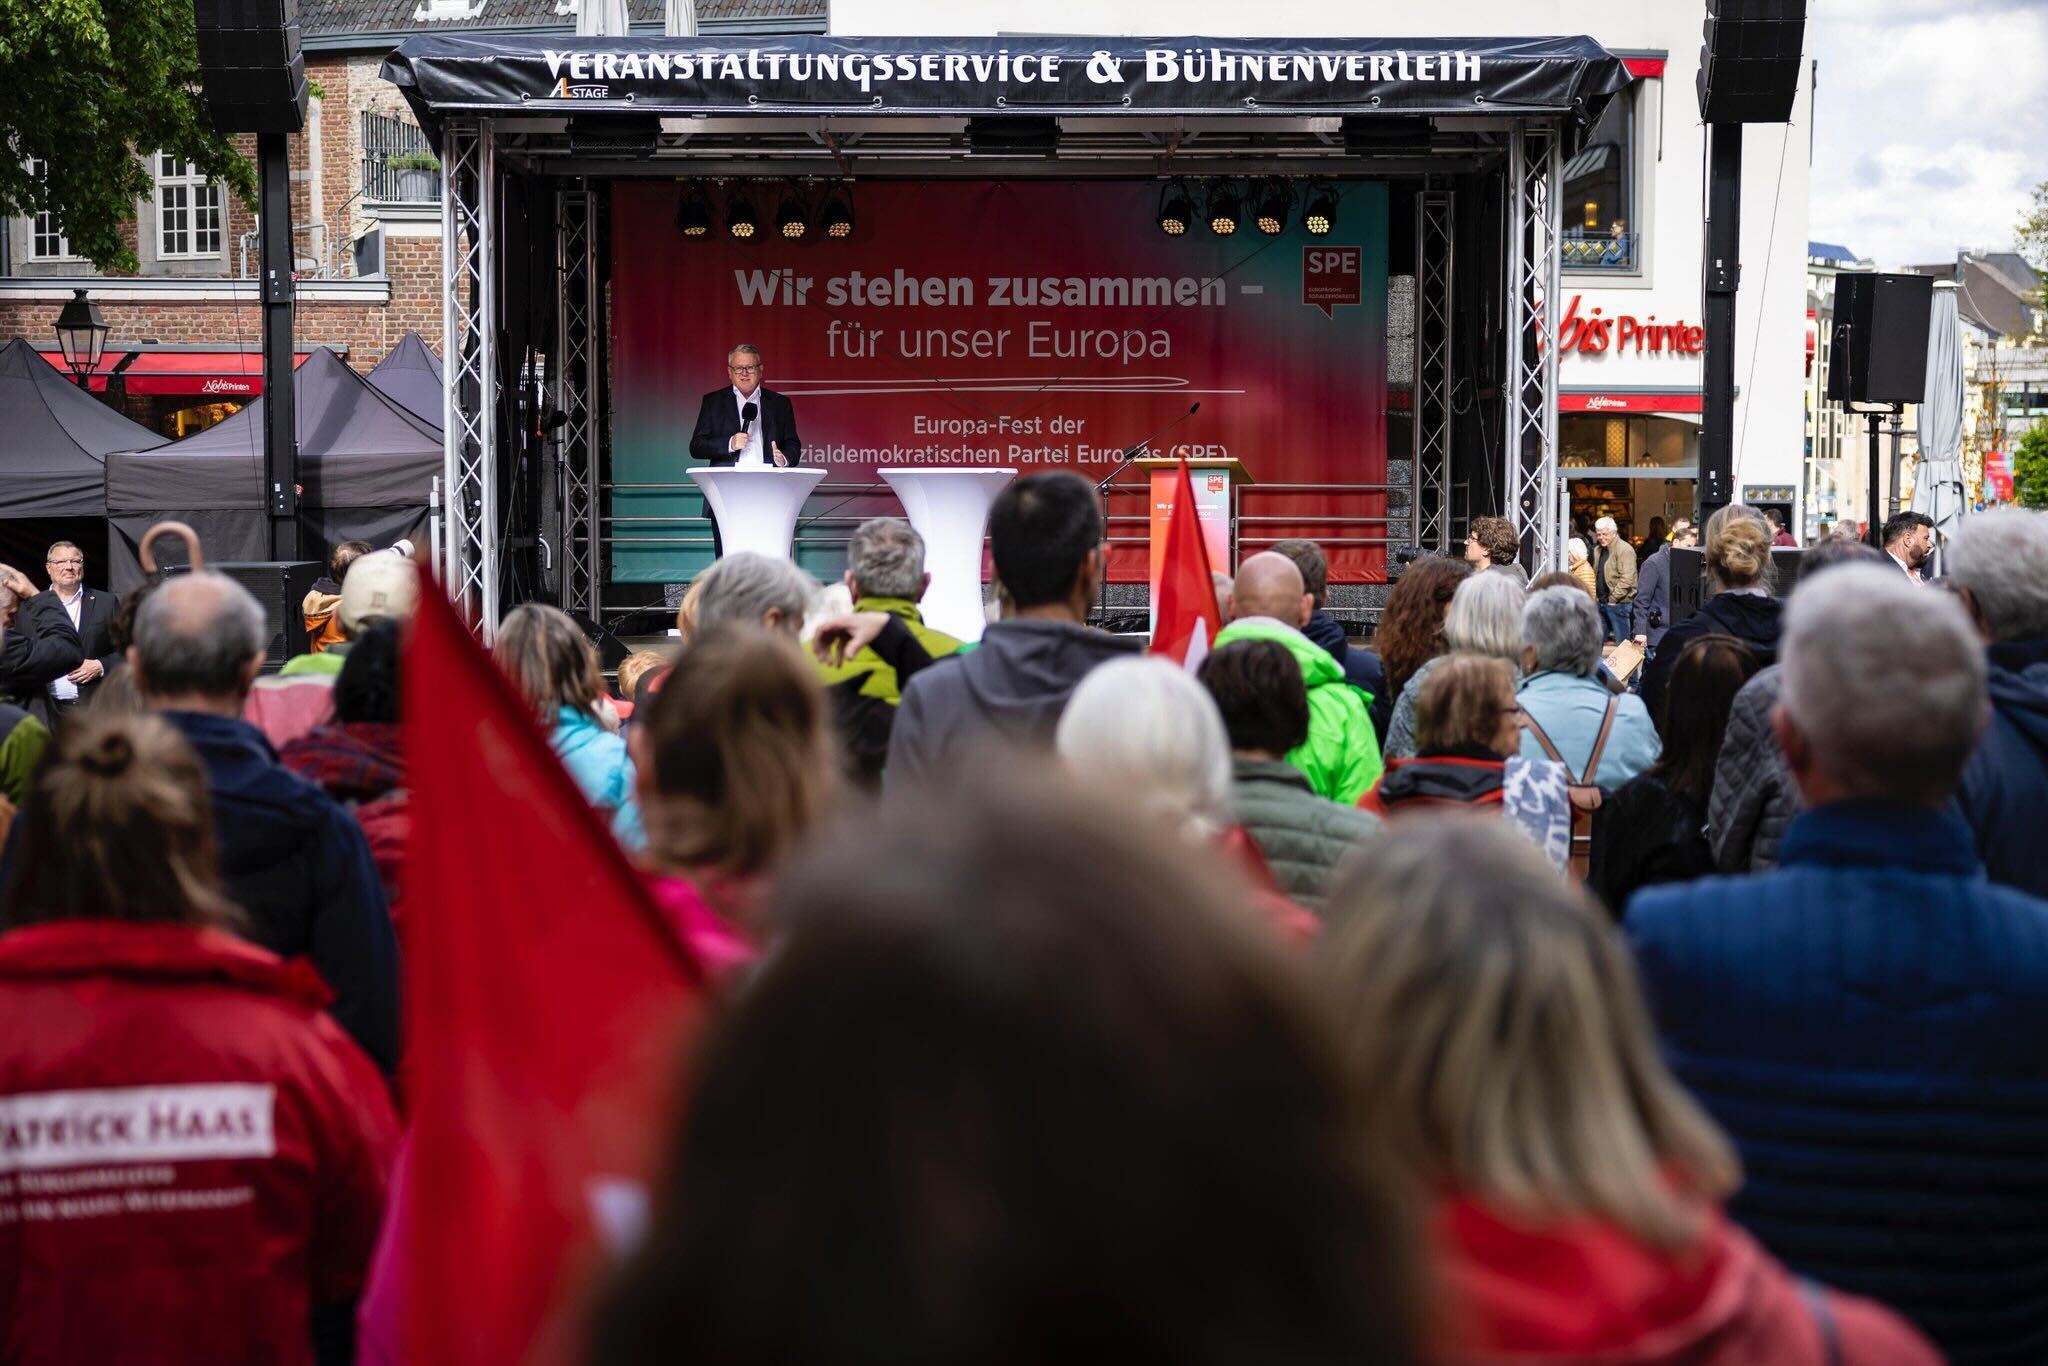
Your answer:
[1303,246,1362,318]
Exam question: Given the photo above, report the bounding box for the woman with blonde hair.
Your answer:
[631,624,839,961]
[1384,568,1527,761]
[494,602,644,849]
[1316,818,1938,1365]
[1638,503,1781,726]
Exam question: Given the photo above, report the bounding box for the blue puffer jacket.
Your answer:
[550,705,644,850]
[1955,637,2048,900]
[1625,802,2048,1366]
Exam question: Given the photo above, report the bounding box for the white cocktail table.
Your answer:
[689,466,826,560]
[878,468,1016,643]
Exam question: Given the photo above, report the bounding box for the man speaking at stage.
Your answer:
[689,343,803,468]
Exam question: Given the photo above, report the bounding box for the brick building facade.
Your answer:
[2,0,821,436]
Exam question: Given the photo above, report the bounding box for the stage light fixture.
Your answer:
[1303,183,1338,236]
[775,188,808,239]
[675,184,713,238]
[1254,179,1290,236]
[1156,180,1194,237]
[819,184,856,238]
[1207,183,1242,236]
[727,191,758,240]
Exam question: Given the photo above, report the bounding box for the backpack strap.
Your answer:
[1581,697,1620,788]
[1520,711,1569,772]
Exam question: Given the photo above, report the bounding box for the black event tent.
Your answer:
[105,346,442,589]
[0,337,168,519]
[367,330,444,429]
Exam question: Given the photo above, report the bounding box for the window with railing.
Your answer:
[1563,87,1636,273]
[362,111,442,203]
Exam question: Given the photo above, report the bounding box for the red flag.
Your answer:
[1150,459,1224,670]
[401,580,706,1366]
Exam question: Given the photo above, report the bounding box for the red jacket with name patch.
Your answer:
[0,921,398,1366]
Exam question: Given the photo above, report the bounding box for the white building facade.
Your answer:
[830,0,1815,542]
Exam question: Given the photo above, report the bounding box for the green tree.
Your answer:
[2014,422,2048,510]
[0,0,255,271]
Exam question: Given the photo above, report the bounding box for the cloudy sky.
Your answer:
[1807,0,2047,267]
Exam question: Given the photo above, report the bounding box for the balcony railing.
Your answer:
[362,110,441,203]
[1563,229,1638,271]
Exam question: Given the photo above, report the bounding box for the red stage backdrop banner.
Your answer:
[611,179,1389,580]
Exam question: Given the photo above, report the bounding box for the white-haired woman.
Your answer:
[1566,536,1598,598]
[1384,568,1526,761]
[1057,656,1315,943]
[1316,819,1940,1366]
[1517,585,1661,795]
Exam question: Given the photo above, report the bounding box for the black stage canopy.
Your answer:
[0,338,168,519]
[367,331,444,430]
[105,346,442,588]
[385,34,1630,122]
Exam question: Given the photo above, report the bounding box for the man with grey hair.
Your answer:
[1592,514,1637,643]
[1627,564,2048,1363]
[1948,507,2048,898]
[1515,585,1659,794]
[818,518,962,706]
[132,572,398,1074]
[692,551,818,637]
[688,342,803,470]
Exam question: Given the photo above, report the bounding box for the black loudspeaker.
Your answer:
[1667,547,1705,627]
[1697,0,1807,124]
[1826,272,1933,406]
[567,611,633,674]
[194,0,308,135]
[169,561,321,668]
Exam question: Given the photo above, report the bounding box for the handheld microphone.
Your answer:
[741,400,759,426]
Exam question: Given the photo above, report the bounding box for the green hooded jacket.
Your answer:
[814,596,964,704]
[1213,616,1382,803]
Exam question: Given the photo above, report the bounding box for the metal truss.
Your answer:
[440,118,499,637]
[555,183,599,619]
[1503,122,1565,573]
[1414,187,1455,553]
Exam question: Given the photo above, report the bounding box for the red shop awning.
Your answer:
[34,348,322,398]
[1560,390,1702,415]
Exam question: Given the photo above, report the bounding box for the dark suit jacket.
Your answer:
[1632,546,1671,646]
[688,386,803,467]
[0,591,84,727]
[62,586,121,706]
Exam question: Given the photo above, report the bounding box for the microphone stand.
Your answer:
[1093,402,1202,627]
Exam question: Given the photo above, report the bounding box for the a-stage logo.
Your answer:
[1206,474,1226,494]
[552,76,611,99]
[1303,246,1361,318]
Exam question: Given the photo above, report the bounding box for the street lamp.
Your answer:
[53,288,108,389]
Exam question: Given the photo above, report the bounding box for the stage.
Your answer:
[381,33,1631,638]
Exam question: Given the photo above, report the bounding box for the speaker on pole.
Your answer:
[1697,0,1807,125]
[193,0,308,134]
[1826,273,1933,407]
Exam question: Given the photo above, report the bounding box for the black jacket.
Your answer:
[1638,591,1783,731]
[688,385,804,467]
[1587,772,1713,918]
[0,591,84,727]
[1301,608,1386,703]
[58,586,120,707]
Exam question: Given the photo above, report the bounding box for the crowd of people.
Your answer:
[2,476,2046,1365]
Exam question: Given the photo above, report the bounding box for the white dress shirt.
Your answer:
[49,585,83,702]
[731,385,766,468]
[1886,550,1922,584]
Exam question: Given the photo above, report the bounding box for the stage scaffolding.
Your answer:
[401,34,1620,630]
